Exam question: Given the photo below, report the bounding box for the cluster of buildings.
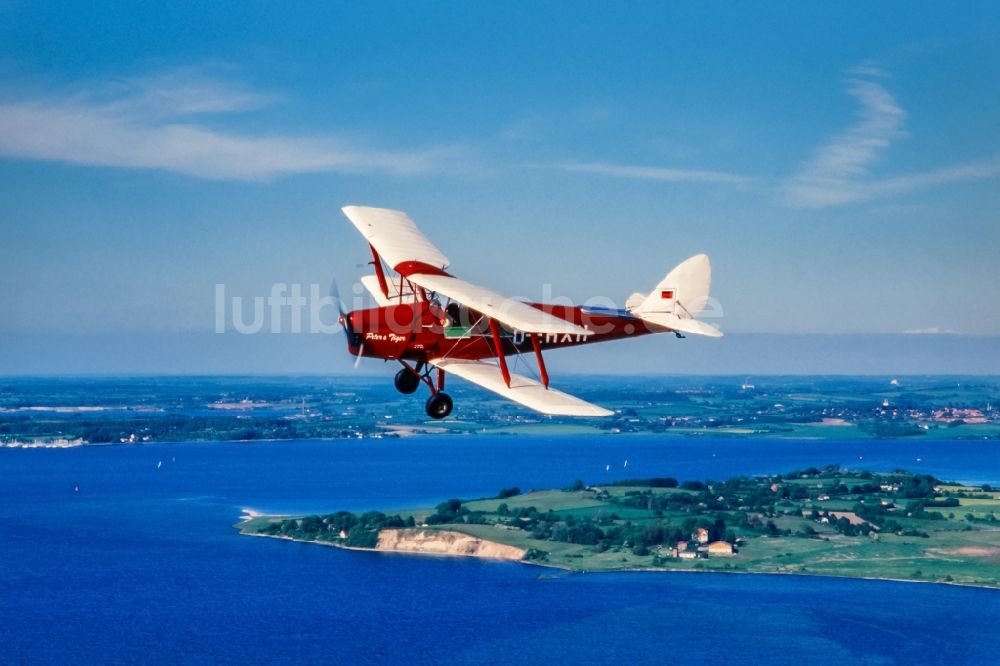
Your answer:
[666,527,736,560]
[927,407,989,424]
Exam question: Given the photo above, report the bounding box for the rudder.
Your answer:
[628,254,721,337]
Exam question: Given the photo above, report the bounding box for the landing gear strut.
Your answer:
[397,360,454,419]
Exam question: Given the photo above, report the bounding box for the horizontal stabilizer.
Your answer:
[625,292,645,312]
[638,312,723,338]
[431,359,613,417]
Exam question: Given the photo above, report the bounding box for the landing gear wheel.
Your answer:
[425,392,453,419]
[394,368,420,394]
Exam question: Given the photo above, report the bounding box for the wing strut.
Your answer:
[488,318,512,387]
[369,244,390,300]
[530,333,549,388]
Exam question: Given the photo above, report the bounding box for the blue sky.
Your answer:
[1,2,998,373]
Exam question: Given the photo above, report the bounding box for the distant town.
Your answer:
[1,375,997,446]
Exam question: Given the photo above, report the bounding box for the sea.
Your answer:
[2,435,999,665]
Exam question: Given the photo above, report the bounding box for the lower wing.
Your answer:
[430,358,613,417]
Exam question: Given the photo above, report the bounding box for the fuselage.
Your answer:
[345,301,665,362]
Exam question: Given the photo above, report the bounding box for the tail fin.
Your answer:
[628,254,722,337]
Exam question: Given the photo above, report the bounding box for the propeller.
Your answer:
[330,279,364,365]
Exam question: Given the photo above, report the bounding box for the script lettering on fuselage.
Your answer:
[365,332,407,344]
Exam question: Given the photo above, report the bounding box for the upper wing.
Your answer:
[342,206,450,271]
[431,358,613,417]
[344,205,589,337]
[408,273,591,337]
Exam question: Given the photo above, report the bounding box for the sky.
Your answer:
[1,2,998,374]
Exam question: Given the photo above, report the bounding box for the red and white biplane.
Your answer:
[336,206,722,419]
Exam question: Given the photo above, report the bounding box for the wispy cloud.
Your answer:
[845,63,890,79]
[559,161,750,185]
[102,69,281,116]
[903,327,958,335]
[864,159,1000,199]
[0,69,450,180]
[781,71,905,207]
[782,68,1000,208]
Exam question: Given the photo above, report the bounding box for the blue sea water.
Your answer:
[2,435,999,665]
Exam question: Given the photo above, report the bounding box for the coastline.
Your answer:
[0,438,86,449]
[241,529,543,565]
[6,426,999,447]
[238,529,1000,590]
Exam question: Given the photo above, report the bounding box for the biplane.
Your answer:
[336,206,722,419]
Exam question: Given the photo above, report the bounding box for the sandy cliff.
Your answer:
[377,529,526,561]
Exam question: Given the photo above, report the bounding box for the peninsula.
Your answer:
[239,467,1000,588]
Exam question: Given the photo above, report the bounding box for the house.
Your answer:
[829,511,866,526]
[695,528,709,544]
[673,540,695,559]
[707,541,735,557]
